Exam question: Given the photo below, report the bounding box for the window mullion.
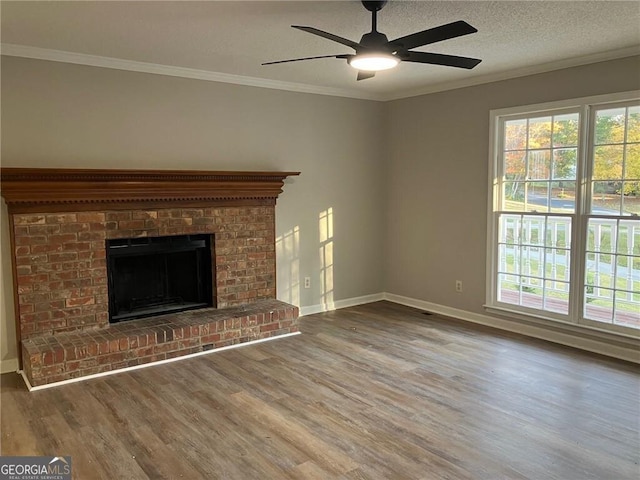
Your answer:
[570,105,591,324]
[621,106,629,213]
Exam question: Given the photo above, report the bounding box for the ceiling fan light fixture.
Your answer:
[348,53,399,71]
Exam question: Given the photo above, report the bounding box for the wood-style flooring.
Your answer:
[2,301,639,479]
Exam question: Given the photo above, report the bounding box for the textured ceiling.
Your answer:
[1,1,639,100]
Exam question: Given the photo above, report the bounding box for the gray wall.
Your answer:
[0,56,387,370]
[2,54,639,371]
[385,55,640,314]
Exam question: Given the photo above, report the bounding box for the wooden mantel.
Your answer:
[0,168,300,213]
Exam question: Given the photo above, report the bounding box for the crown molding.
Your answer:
[379,45,640,101]
[2,43,639,102]
[0,43,380,101]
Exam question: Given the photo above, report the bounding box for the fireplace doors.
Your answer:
[106,234,213,322]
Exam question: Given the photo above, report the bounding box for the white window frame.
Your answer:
[486,90,640,339]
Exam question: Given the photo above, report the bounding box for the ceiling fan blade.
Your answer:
[403,51,481,69]
[262,54,347,65]
[357,71,376,81]
[292,26,361,50]
[389,20,477,50]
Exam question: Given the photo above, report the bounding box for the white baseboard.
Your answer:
[1,358,19,374]
[300,293,385,317]
[5,291,638,386]
[382,292,640,364]
[299,292,639,363]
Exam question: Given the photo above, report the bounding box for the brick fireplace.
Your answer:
[1,168,300,387]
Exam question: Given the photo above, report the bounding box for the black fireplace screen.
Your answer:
[106,234,213,322]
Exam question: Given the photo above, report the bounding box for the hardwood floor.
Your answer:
[2,301,639,479]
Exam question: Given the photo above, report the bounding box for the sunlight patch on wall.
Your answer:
[319,208,334,308]
[276,226,300,306]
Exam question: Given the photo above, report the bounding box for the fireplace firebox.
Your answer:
[107,234,213,323]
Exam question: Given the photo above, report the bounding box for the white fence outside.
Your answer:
[498,215,639,313]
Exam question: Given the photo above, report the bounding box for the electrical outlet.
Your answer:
[455,280,463,293]
[304,277,311,289]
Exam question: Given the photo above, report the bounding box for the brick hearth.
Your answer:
[22,299,298,387]
[1,168,300,387]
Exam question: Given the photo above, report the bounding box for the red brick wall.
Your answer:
[12,206,276,340]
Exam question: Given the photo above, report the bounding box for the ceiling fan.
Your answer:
[263,0,482,81]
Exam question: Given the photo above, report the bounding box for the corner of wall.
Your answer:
[1,199,19,373]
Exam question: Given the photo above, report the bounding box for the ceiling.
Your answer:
[1,1,639,101]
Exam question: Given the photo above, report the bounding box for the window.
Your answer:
[585,104,640,328]
[488,93,640,335]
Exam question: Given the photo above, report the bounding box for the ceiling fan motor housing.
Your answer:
[358,31,391,51]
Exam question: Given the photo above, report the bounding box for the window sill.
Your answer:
[484,303,640,347]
